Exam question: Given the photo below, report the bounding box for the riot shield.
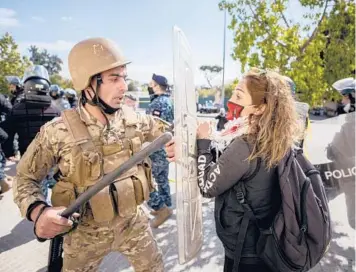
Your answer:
[173,26,203,264]
[305,112,355,228]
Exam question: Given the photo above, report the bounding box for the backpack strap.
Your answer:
[232,158,261,271]
[61,109,96,152]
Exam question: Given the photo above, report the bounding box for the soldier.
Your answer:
[146,74,174,228]
[13,38,175,272]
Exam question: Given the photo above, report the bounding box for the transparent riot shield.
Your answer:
[173,26,203,264]
[305,112,355,228]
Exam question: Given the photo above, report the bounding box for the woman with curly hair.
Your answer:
[196,68,303,272]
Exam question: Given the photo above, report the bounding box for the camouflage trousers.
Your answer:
[63,207,164,272]
[0,151,6,181]
[147,162,171,210]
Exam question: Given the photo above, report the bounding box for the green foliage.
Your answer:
[224,80,238,98]
[127,80,140,92]
[0,33,31,95]
[219,0,355,106]
[198,88,217,98]
[50,74,73,89]
[29,45,63,75]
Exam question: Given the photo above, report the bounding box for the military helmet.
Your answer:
[68,37,131,92]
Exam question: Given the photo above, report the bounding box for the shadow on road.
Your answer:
[0,219,35,254]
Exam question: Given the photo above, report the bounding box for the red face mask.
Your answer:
[226,101,243,120]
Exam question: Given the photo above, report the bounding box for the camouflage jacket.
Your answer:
[13,104,165,217]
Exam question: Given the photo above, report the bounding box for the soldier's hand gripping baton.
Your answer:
[47,132,173,272]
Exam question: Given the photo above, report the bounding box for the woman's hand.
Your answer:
[197,122,211,139]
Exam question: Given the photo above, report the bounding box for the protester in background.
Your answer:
[215,107,228,131]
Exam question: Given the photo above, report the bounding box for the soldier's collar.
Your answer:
[78,103,122,129]
[78,104,101,127]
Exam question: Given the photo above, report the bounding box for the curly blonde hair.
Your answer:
[243,68,303,169]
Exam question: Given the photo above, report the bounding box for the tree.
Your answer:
[0,33,31,94]
[199,65,223,88]
[127,80,140,92]
[219,0,355,106]
[224,80,238,99]
[50,74,73,89]
[28,45,63,75]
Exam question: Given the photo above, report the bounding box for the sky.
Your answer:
[0,0,308,86]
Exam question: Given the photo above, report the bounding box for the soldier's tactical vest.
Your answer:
[51,108,155,223]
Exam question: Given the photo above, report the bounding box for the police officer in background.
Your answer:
[0,92,12,193]
[64,88,78,108]
[2,65,60,156]
[49,84,71,111]
[146,73,174,228]
[6,76,24,105]
[1,65,60,198]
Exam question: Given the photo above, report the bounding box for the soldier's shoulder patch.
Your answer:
[152,109,162,117]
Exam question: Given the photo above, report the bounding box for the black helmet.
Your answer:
[22,65,51,94]
[23,78,50,94]
[49,84,64,98]
[5,76,22,86]
[64,88,77,99]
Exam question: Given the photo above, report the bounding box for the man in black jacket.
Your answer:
[0,93,13,193]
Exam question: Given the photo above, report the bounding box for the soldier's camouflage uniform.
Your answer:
[146,93,174,210]
[13,104,165,272]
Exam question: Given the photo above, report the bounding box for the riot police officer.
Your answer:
[49,84,71,111]
[63,88,78,108]
[1,65,60,199]
[0,93,12,193]
[146,73,174,228]
[6,76,24,105]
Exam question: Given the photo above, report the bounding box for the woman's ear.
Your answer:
[254,104,266,116]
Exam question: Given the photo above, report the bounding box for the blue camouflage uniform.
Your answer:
[146,74,174,211]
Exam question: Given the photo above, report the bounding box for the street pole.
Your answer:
[221,9,227,108]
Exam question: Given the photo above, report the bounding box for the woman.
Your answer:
[196,68,302,272]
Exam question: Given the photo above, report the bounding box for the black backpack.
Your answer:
[232,148,332,272]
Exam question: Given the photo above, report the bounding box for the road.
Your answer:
[0,117,354,272]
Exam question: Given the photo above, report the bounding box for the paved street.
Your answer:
[0,118,355,272]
